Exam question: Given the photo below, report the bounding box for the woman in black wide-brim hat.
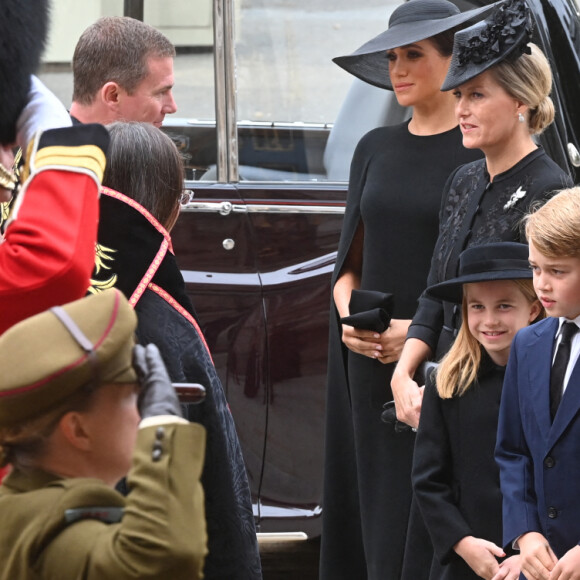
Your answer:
[392,0,572,455]
[321,1,492,578]
[0,0,110,336]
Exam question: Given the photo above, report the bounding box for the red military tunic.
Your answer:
[0,124,108,335]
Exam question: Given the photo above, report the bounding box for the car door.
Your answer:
[237,181,345,534]
[203,0,402,535]
[165,0,391,535]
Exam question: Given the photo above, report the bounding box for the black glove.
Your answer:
[133,343,183,419]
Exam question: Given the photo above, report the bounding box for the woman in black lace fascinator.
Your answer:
[321,0,493,578]
[393,0,572,433]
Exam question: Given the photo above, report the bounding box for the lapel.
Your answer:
[527,318,558,442]
[549,332,580,449]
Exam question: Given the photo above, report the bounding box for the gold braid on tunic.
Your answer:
[0,161,17,191]
[0,149,22,231]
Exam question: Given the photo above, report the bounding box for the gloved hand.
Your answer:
[133,343,183,419]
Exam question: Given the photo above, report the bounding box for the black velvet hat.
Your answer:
[0,0,50,145]
[333,0,496,90]
[426,242,532,303]
[441,0,533,90]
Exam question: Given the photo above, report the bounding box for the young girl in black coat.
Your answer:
[412,242,543,580]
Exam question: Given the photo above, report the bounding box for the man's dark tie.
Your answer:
[550,321,579,421]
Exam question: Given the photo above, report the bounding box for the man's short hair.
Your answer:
[72,17,175,105]
[525,187,580,259]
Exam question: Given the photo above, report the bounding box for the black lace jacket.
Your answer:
[407,148,572,357]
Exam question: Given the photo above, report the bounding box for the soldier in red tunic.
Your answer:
[0,0,109,335]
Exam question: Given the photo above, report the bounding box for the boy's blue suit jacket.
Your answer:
[496,316,580,558]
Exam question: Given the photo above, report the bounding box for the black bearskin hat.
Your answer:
[0,0,49,145]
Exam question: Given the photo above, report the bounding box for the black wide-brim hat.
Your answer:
[441,0,533,90]
[333,0,497,90]
[427,242,532,303]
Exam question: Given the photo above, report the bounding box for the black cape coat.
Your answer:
[320,122,483,580]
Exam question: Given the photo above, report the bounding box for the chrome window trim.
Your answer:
[181,201,345,215]
[213,0,238,183]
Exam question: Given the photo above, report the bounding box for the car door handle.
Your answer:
[181,201,243,215]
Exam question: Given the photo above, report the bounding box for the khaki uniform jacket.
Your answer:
[0,421,207,580]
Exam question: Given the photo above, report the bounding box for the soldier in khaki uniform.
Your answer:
[0,288,207,579]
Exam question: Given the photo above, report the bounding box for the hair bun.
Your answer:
[529,96,555,135]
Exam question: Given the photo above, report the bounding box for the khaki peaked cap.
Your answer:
[0,289,137,426]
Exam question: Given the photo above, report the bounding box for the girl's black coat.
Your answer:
[412,354,512,580]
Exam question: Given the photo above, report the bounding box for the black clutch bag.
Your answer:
[380,361,439,431]
[340,289,394,333]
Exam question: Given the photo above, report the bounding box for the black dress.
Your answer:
[413,353,513,580]
[408,148,572,358]
[320,121,482,580]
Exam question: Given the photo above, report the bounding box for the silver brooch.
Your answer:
[503,186,527,210]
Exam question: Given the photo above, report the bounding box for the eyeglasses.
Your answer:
[180,190,194,205]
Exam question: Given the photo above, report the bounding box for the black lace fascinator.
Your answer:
[441,0,533,90]
[332,0,497,91]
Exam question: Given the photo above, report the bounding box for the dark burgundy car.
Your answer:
[158,0,580,537]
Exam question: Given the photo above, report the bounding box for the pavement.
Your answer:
[260,536,320,579]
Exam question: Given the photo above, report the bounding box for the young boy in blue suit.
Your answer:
[496,186,580,580]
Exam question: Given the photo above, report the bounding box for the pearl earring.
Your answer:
[518,112,525,123]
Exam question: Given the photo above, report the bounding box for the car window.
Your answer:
[39,0,217,182]
[38,0,407,184]
[233,0,399,183]
[37,0,580,184]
